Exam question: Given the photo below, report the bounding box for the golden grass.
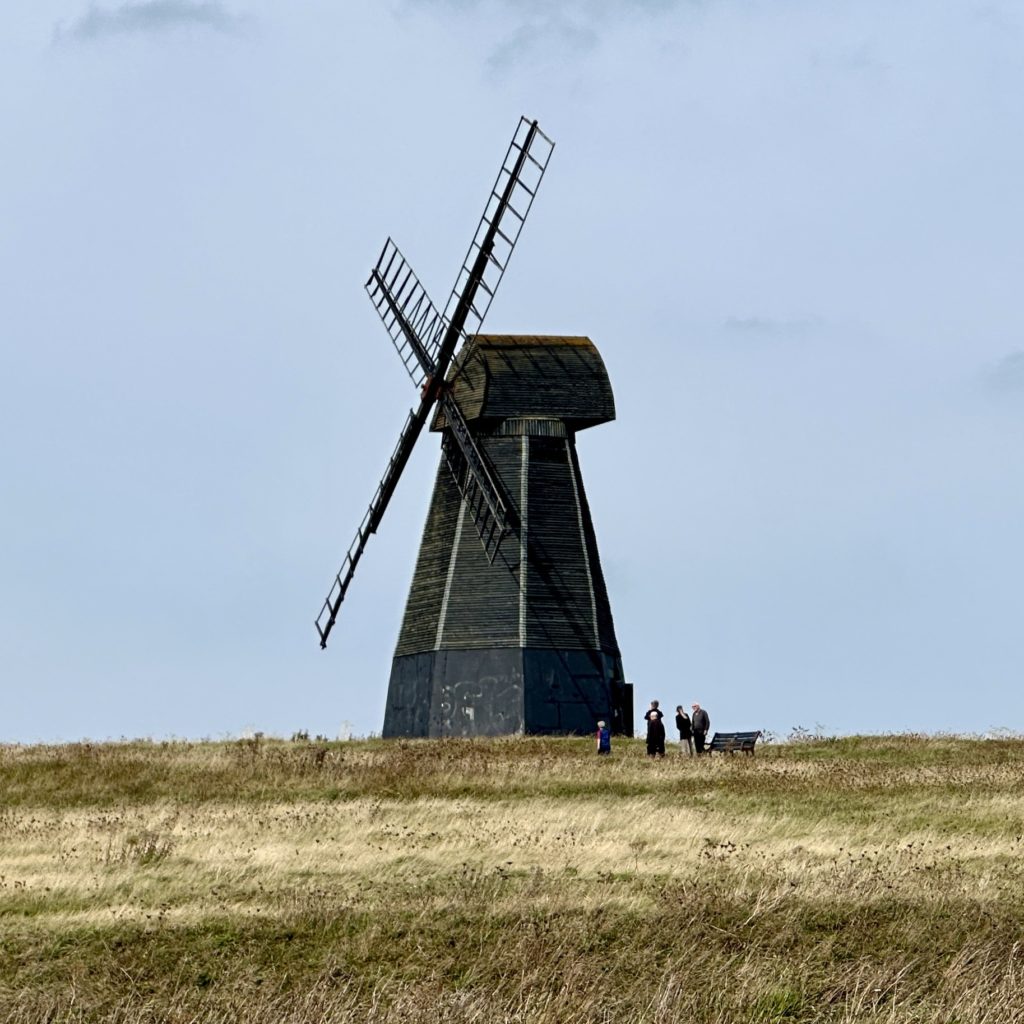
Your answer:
[2,734,1024,1021]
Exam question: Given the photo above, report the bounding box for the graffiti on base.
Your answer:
[437,675,523,736]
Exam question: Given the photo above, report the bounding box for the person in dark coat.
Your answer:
[596,720,611,756]
[644,700,666,757]
[675,705,693,756]
[691,702,710,754]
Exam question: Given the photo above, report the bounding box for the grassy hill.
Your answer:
[1,734,1023,1022]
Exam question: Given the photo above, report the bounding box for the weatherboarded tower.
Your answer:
[383,335,631,738]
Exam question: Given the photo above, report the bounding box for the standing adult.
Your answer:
[644,701,666,758]
[691,702,710,754]
[675,705,693,756]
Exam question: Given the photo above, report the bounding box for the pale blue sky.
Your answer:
[2,1,1022,741]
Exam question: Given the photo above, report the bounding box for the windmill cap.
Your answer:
[432,335,615,432]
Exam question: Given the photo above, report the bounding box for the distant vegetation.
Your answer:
[1,734,1023,1022]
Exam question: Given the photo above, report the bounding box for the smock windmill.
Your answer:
[316,118,632,738]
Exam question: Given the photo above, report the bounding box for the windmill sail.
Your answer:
[439,392,510,563]
[365,115,556,393]
[364,257,513,562]
[316,117,553,649]
[365,239,445,385]
[315,406,429,647]
[443,118,554,342]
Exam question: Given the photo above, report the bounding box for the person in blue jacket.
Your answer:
[596,720,611,755]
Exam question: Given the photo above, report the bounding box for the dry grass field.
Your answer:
[1,734,1023,1022]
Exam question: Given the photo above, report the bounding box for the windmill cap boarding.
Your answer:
[431,334,615,432]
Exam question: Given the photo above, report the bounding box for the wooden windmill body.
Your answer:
[386,335,630,737]
[316,119,631,737]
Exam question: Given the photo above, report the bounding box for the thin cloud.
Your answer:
[985,351,1024,393]
[404,0,671,70]
[487,17,599,71]
[406,0,678,11]
[55,1,244,42]
[724,316,821,339]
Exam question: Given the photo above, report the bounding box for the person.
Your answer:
[675,705,693,756]
[691,702,710,754]
[596,720,611,756]
[644,700,666,758]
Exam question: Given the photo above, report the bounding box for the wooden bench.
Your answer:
[707,730,762,755]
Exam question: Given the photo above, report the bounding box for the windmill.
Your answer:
[316,117,631,738]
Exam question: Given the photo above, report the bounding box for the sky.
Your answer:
[2,1,1022,742]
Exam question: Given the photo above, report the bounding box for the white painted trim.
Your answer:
[435,497,466,650]
[566,438,599,646]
